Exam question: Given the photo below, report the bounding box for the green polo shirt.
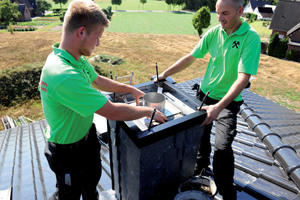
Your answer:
[39,43,107,144]
[191,18,261,102]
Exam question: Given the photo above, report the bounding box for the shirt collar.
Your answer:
[52,43,84,69]
[233,18,250,36]
[221,18,250,36]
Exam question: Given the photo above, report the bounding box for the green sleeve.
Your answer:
[190,29,211,58]
[238,31,261,75]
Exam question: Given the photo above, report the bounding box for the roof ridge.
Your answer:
[239,103,300,190]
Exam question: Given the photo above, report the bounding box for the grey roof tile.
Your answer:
[0,120,111,199]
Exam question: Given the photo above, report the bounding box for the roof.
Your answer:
[12,0,35,10]
[0,119,112,199]
[288,41,300,47]
[287,22,300,36]
[250,0,271,10]
[257,7,274,18]
[1,77,300,199]
[269,0,300,32]
[17,4,26,15]
[257,6,273,13]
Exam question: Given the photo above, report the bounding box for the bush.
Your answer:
[0,63,43,107]
[192,6,211,36]
[90,54,125,67]
[262,21,270,27]
[0,61,109,107]
[102,6,113,21]
[251,13,257,21]
[285,49,298,61]
[52,8,67,15]
[246,13,257,23]
[60,11,66,22]
[267,32,288,58]
[11,25,37,32]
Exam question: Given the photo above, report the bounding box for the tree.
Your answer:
[165,0,173,10]
[176,0,185,11]
[0,0,20,27]
[140,0,147,10]
[8,23,13,34]
[36,0,52,16]
[102,6,113,21]
[272,0,278,5]
[59,10,66,22]
[164,0,179,11]
[267,32,288,58]
[52,0,68,10]
[285,49,298,61]
[111,0,122,10]
[207,0,217,11]
[184,0,216,12]
[192,6,211,36]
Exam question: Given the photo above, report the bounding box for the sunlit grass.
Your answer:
[49,0,179,11]
[249,20,272,41]
[106,12,218,35]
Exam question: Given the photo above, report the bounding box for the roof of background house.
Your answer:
[287,22,300,36]
[257,7,274,18]
[12,0,35,10]
[0,77,300,199]
[250,0,271,10]
[288,41,300,47]
[17,4,27,15]
[258,7,273,14]
[269,0,300,32]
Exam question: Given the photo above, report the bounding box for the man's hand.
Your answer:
[200,73,251,126]
[200,104,222,126]
[153,74,166,83]
[131,87,145,106]
[153,110,168,123]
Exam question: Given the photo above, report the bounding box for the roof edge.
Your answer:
[287,22,300,36]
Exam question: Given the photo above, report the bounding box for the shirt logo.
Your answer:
[232,41,240,49]
[40,80,47,92]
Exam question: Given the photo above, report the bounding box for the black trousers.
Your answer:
[196,91,242,200]
[45,124,101,200]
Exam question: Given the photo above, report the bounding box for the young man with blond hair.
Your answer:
[39,0,167,199]
[157,0,260,199]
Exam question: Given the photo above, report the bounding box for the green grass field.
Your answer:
[48,0,269,36]
[47,0,219,35]
[51,0,164,10]
[249,20,272,41]
[50,0,183,11]
[106,12,218,34]
[98,0,172,11]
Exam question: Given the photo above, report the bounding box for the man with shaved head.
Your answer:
[157,0,261,198]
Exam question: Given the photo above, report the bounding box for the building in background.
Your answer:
[253,7,273,21]
[244,0,271,14]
